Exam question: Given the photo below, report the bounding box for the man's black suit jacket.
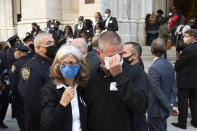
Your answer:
[175,41,197,89]
[104,17,118,32]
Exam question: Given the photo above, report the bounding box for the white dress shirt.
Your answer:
[153,57,159,63]
[77,22,83,30]
[175,24,191,35]
[105,16,112,28]
[56,83,82,131]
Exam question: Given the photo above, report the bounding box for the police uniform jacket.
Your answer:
[40,81,87,131]
[18,54,51,130]
[9,55,31,106]
[83,63,148,131]
[49,29,65,48]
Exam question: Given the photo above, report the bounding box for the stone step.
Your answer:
[141,46,176,62]
[142,51,176,56]
[141,46,176,51]
[141,56,176,61]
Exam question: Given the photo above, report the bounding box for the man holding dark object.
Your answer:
[172,29,197,129]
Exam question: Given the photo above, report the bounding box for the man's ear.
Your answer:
[96,48,101,56]
[133,53,139,60]
[96,49,103,60]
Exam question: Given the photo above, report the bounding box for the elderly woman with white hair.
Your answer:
[40,45,89,131]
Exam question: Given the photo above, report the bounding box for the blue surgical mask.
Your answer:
[59,64,79,79]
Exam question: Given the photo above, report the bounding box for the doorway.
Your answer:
[171,0,197,28]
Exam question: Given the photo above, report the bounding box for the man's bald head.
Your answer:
[70,38,88,56]
[98,31,122,52]
[91,35,100,49]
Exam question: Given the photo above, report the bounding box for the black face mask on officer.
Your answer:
[29,44,35,51]
[5,46,9,50]
[54,27,59,31]
[123,54,135,64]
[45,45,57,59]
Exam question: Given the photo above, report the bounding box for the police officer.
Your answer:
[0,41,9,129]
[49,20,64,48]
[9,43,30,131]
[23,35,35,58]
[18,33,57,131]
[7,34,19,68]
[7,34,21,118]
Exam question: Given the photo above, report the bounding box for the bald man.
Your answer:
[71,37,100,75]
[70,38,88,56]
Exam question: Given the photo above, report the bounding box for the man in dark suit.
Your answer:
[148,38,179,131]
[83,31,148,131]
[104,9,118,32]
[74,16,84,38]
[86,35,100,76]
[172,29,197,129]
[123,42,149,131]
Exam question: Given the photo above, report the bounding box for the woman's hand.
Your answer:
[60,87,74,107]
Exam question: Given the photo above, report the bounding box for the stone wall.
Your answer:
[0,0,168,44]
[0,0,15,41]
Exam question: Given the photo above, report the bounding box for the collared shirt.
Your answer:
[175,24,191,35]
[77,22,83,30]
[192,40,197,44]
[153,57,159,63]
[105,16,112,28]
[56,83,82,131]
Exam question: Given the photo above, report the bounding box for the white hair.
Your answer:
[56,44,82,61]
[71,38,88,55]
[34,33,52,46]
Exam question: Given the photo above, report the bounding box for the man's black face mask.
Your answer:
[123,54,134,64]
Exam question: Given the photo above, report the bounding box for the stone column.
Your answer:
[17,0,62,38]
[137,0,151,45]
[118,0,131,43]
[0,0,15,41]
[61,0,79,27]
[129,0,138,42]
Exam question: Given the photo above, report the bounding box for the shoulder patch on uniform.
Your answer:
[11,65,16,73]
[20,67,31,81]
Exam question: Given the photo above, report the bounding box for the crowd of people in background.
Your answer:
[145,9,193,60]
[0,7,197,131]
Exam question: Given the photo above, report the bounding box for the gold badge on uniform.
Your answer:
[11,65,16,73]
[20,67,31,81]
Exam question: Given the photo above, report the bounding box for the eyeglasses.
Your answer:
[59,61,78,66]
[184,36,191,38]
[46,41,55,45]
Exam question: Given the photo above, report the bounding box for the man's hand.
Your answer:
[171,106,179,115]
[109,54,123,76]
[105,26,108,29]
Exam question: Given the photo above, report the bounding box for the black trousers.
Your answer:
[178,88,197,125]
[14,104,25,131]
[132,113,148,131]
[0,88,9,124]
[24,104,40,131]
[148,116,168,131]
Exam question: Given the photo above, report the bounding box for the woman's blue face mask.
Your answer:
[59,64,79,79]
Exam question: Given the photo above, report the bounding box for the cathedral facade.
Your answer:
[0,0,169,44]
